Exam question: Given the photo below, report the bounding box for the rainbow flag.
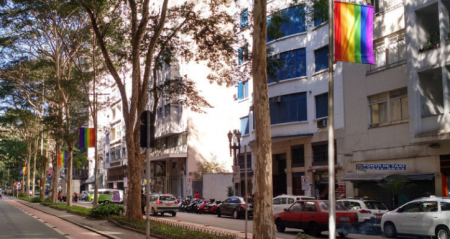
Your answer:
[58,153,68,167]
[20,167,27,175]
[334,1,374,64]
[79,128,95,148]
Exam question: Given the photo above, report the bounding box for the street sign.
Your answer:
[301,184,310,192]
[301,176,310,185]
[187,177,192,184]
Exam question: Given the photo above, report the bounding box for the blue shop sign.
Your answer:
[356,164,406,171]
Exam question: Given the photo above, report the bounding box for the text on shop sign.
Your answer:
[356,164,406,170]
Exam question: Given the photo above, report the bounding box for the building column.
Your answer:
[286,147,292,195]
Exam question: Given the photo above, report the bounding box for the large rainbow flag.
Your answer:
[334,1,374,64]
[20,167,27,175]
[79,128,95,148]
[58,153,68,167]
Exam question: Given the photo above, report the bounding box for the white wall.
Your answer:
[203,173,234,201]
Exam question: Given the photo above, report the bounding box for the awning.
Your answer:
[343,173,435,181]
[84,173,103,184]
[343,174,391,181]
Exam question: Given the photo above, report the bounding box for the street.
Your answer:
[0,198,67,239]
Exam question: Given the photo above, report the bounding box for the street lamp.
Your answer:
[227,130,241,196]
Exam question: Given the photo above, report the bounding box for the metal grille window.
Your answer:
[291,145,305,167]
[312,143,336,165]
[369,88,408,127]
[367,31,405,74]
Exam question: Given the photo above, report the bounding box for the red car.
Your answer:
[273,200,358,238]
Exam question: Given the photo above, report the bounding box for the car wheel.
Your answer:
[152,208,158,216]
[436,226,449,239]
[217,209,221,217]
[307,222,320,237]
[172,212,176,217]
[384,222,397,238]
[233,210,239,219]
[338,230,349,238]
[275,219,285,232]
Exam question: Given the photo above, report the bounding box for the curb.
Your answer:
[108,218,167,239]
[13,198,122,239]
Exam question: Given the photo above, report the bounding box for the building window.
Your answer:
[269,92,307,125]
[314,46,329,72]
[267,6,306,42]
[240,116,249,135]
[419,69,443,117]
[371,0,403,13]
[367,31,405,74]
[238,155,252,170]
[111,128,116,141]
[291,145,304,167]
[369,88,408,127]
[157,107,163,119]
[312,142,336,165]
[238,45,249,65]
[240,10,248,29]
[122,146,126,158]
[268,48,306,83]
[111,147,116,161]
[238,81,249,99]
[315,93,328,118]
[313,4,328,27]
[115,147,120,160]
[164,104,170,117]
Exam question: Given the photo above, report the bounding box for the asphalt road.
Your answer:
[0,198,67,239]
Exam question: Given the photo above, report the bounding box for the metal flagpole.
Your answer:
[328,0,336,238]
[244,145,248,239]
[146,102,151,239]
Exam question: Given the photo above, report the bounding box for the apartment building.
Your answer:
[342,0,450,208]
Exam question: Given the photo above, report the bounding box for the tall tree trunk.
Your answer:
[41,137,50,201]
[66,143,74,206]
[26,143,32,198]
[52,140,61,203]
[252,0,275,238]
[32,138,38,197]
[125,124,142,220]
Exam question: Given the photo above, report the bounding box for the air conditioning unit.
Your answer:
[233,94,238,100]
[317,118,328,128]
[273,96,281,103]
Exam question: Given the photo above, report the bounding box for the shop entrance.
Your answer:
[273,153,287,197]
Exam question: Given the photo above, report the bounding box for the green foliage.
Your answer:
[31,197,42,202]
[18,193,26,197]
[227,186,233,197]
[7,193,12,196]
[90,203,125,219]
[43,197,50,202]
[111,216,236,239]
[194,154,227,180]
[67,206,91,217]
[296,232,312,239]
[49,203,69,211]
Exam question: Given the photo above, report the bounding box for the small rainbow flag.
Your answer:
[334,1,374,64]
[79,128,95,148]
[58,153,68,167]
[20,167,27,175]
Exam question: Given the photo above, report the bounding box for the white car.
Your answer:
[146,193,178,216]
[338,198,388,231]
[381,196,450,238]
[273,194,315,214]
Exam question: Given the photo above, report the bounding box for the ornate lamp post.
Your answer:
[227,130,241,196]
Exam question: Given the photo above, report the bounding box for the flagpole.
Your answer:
[328,0,336,238]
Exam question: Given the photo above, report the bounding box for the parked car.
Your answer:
[273,200,358,238]
[381,196,450,238]
[217,196,253,219]
[273,194,315,214]
[88,189,123,204]
[338,198,388,231]
[146,193,178,216]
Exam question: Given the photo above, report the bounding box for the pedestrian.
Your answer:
[194,191,200,199]
[141,190,146,216]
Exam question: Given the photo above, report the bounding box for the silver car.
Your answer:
[146,193,178,216]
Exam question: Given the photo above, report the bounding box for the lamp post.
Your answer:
[227,130,241,196]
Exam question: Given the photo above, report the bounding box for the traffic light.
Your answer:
[140,110,155,148]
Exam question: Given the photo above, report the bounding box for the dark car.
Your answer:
[217,196,253,219]
[273,200,358,238]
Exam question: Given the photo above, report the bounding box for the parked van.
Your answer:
[89,189,124,204]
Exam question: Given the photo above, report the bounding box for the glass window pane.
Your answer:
[379,102,387,122]
[375,45,386,68]
[390,98,401,121]
[371,104,379,123]
[401,97,408,119]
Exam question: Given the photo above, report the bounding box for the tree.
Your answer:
[252,0,276,237]
[79,0,235,220]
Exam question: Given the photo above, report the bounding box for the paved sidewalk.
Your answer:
[5,197,150,239]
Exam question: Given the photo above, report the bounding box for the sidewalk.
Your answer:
[5,196,151,239]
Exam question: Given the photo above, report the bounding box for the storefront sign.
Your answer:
[356,164,406,171]
[338,183,346,199]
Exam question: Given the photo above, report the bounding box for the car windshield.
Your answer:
[159,195,176,201]
[365,201,387,210]
[319,201,348,211]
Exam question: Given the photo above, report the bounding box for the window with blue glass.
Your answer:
[314,46,329,72]
[313,5,328,27]
[240,10,248,29]
[238,45,248,65]
[315,93,328,118]
[267,6,306,42]
[241,116,250,135]
[269,92,307,125]
[237,81,249,99]
[268,48,306,83]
